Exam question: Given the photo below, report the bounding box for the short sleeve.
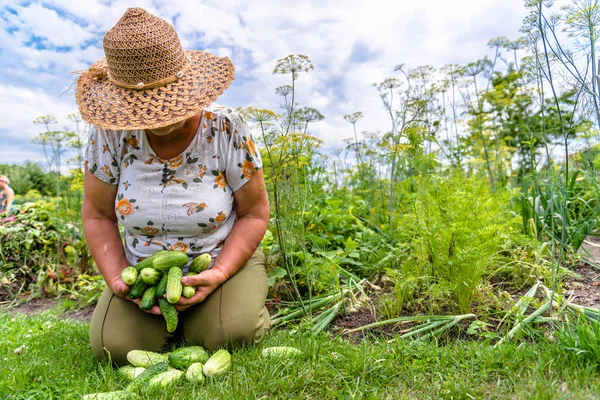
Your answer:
[222,110,263,192]
[85,126,121,185]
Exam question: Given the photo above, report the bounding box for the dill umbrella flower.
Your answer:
[273,54,314,79]
[294,107,324,124]
[244,107,280,124]
[275,85,293,97]
[343,112,363,125]
[464,58,492,77]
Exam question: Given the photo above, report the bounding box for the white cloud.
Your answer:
[5,3,95,48]
[0,0,531,165]
[0,84,80,141]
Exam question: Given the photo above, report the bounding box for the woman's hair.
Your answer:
[0,175,9,184]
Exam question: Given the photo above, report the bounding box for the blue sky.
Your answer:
[0,0,530,167]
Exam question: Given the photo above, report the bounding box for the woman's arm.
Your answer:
[5,187,14,212]
[82,166,161,314]
[177,168,270,312]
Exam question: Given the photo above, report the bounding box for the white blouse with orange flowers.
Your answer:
[85,104,263,265]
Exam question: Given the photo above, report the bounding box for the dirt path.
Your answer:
[2,297,95,322]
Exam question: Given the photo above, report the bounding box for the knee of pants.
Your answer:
[89,291,170,366]
[90,325,168,366]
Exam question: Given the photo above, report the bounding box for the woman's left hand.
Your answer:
[173,268,228,312]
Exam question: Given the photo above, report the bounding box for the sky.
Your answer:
[0,0,531,167]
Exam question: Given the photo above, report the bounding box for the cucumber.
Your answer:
[140,286,157,311]
[126,350,169,368]
[202,349,231,377]
[117,365,146,381]
[182,272,196,299]
[133,250,169,271]
[168,346,209,370]
[261,346,302,358]
[125,361,169,393]
[147,368,183,389]
[166,267,183,304]
[158,298,178,333]
[189,253,211,273]
[152,251,189,271]
[120,267,138,286]
[128,278,148,299]
[82,391,135,399]
[185,362,205,382]
[155,272,169,299]
[139,267,162,285]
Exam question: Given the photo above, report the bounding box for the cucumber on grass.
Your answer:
[203,349,231,377]
[126,350,168,368]
[125,361,169,393]
[168,346,209,370]
[82,391,135,400]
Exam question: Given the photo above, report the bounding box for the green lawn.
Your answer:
[1,312,599,399]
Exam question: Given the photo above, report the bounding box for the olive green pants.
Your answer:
[89,250,269,366]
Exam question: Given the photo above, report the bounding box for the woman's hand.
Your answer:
[174,268,228,312]
[108,273,162,315]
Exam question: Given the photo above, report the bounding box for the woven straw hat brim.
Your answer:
[75,50,234,131]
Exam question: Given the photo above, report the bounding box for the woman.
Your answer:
[0,175,15,214]
[77,8,270,366]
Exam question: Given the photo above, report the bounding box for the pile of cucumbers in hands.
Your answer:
[121,250,212,332]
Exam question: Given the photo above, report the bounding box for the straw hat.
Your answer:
[75,7,235,130]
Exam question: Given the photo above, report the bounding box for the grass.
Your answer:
[1,313,600,399]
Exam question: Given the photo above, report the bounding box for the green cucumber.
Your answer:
[133,250,169,271]
[82,391,135,399]
[147,368,183,389]
[125,361,169,393]
[120,267,138,286]
[128,278,148,299]
[152,251,189,271]
[158,298,178,333]
[203,349,231,377]
[182,272,196,299]
[155,272,169,299]
[185,362,205,382]
[166,267,183,304]
[140,286,157,311]
[189,253,211,273]
[139,267,162,285]
[168,346,209,370]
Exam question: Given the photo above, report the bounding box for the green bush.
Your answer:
[0,202,91,301]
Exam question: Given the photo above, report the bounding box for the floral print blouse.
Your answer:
[85,104,263,266]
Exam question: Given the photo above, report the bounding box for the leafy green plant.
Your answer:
[557,317,600,369]
[0,202,92,301]
[387,172,534,314]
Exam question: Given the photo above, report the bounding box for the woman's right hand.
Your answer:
[109,274,162,315]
